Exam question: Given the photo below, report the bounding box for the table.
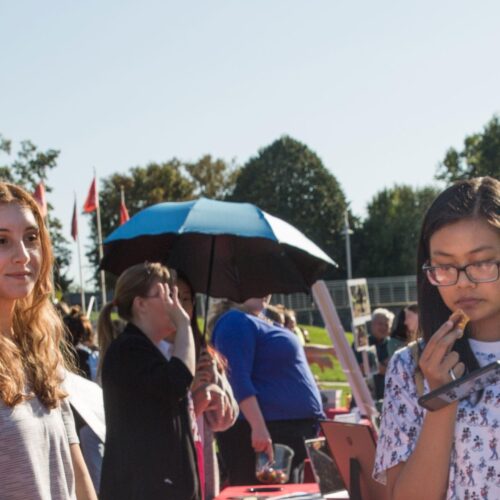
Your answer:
[215,482,320,499]
[325,407,350,420]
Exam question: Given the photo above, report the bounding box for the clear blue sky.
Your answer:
[1,1,499,287]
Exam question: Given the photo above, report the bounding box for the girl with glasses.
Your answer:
[374,176,500,499]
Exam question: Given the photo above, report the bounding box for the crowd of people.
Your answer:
[0,175,498,500]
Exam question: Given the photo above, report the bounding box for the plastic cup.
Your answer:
[255,443,295,484]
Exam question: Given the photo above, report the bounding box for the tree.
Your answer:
[184,155,240,199]
[230,136,348,276]
[436,115,500,183]
[0,135,72,293]
[353,185,440,277]
[86,161,195,287]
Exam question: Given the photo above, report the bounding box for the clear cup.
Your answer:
[255,443,295,484]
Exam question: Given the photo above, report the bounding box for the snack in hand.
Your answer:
[449,309,470,338]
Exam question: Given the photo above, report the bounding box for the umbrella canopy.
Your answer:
[101,198,336,302]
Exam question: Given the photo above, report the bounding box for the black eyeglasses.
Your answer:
[423,260,500,287]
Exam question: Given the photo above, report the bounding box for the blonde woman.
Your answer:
[98,262,200,500]
[0,183,96,500]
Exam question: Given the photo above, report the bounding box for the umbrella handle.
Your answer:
[203,235,216,338]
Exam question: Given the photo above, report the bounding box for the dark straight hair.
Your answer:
[417,176,500,377]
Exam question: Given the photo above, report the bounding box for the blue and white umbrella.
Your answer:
[101,198,336,302]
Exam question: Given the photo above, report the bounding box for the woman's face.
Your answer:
[141,281,176,341]
[0,204,41,307]
[371,315,391,340]
[404,308,419,334]
[177,279,194,319]
[429,217,500,330]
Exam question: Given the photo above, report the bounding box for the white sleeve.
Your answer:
[373,347,425,484]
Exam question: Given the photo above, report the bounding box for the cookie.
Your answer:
[449,308,470,338]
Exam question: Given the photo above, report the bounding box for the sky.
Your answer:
[1,1,499,287]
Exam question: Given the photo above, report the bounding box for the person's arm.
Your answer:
[304,344,336,356]
[239,396,274,461]
[303,344,336,370]
[70,443,98,500]
[378,359,388,375]
[167,285,196,376]
[385,320,464,500]
[386,403,458,499]
[202,366,239,431]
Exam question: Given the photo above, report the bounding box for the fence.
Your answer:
[65,275,418,329]
[269,275,417,329]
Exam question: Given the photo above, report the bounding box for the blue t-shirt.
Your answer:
[212,309,324,422]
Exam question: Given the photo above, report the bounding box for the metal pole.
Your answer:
[344,210,353,280]
[74,193,86,315]
[44,210,56,301]
[203,236,216,339]
[94,169,107,306]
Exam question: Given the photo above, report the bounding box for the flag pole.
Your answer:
[35,180,56,300]
[44,202,56,301]
[94,168,107,307]
[73,193,86,315]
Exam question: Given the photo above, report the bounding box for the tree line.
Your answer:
[1,115,499,293]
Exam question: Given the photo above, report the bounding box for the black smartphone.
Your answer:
[246,486,283,493]
[418,360,500,411]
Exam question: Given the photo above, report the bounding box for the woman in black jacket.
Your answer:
[98,262,200,500]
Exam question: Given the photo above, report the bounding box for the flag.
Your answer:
[33,182,48,217]
[71,199,78,241]
[83,177,98,213]
[119,187,130,225]
[120,200,130,225]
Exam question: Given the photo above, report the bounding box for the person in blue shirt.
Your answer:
[211,296,325,485]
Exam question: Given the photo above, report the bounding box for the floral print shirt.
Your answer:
[374,338,500,500]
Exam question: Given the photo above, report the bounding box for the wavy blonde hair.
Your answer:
[0,182,68,408]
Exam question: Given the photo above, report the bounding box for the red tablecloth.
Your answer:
[215,482,320,499]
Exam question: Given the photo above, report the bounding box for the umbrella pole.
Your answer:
[202,235,216,339]
[311,281,378,425]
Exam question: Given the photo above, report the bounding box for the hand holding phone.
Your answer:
[418,360,500,411]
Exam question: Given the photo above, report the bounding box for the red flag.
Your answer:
[83,177,98,213]
[33,182,48,217]
[120,200,130,225]
[119,186,130,225]
[71,199,78,241]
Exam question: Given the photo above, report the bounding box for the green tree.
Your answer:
[184,155,240,199]
[353,185,440,277]
[86,161,195,286]
[436,115,500,182]
[230,136,348,276]
[0,135,72,293]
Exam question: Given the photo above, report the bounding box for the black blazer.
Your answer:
[100,322,201,500]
